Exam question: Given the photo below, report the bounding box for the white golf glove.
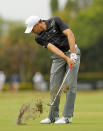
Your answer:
[70,53,77,63]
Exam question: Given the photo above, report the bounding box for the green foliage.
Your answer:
[78,72,103,81]
[0,17,4,48]
[65,0,79,12]
[72,0,103,48]
[50,0,59,15]
[3,82,33,91]
[2,83,9,91]
[65,0,93,12]
[52,0,93,21]
[2,23,35,81]
[0,21,51,82]
[70,0,103,72]
[19,82,33,90]
[80,42,103,72]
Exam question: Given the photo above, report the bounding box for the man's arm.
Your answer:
[47,43,75,67]
[63,29,76,53]
[53,17,75,53]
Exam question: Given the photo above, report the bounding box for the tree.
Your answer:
[71,0,103,72]
[0,17,4,48]
[2,23,35,81]
[72,0,103,48]
[50,0,59,15]
[1,21,51,82]
[64,0,93,18]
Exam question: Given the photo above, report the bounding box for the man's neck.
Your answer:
[42,22,47,31]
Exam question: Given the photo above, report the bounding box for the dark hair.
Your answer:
[39,19,43,23]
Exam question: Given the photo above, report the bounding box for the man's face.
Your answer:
[32,22,43,34]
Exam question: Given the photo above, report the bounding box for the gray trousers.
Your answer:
[48,46,80,122]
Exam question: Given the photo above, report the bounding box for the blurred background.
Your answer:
[0,0,103,92]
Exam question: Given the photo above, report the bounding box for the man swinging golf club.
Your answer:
[25,16,80,124]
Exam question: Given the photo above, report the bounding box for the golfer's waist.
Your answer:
[64,44,80,55]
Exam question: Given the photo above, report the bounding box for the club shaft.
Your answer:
[51,68,71,106]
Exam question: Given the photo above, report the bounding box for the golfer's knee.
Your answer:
[69,86,77,94]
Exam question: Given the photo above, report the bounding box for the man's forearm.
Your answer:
[67,35,75,53]
[63,29,76,53]
[47,43,69,61]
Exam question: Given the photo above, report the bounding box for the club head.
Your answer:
[47,102,55,107]
[47,102,52,106]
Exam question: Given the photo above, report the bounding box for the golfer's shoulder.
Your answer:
[48,16,61,22]
[35,34,39,39]
[47,17,63,28]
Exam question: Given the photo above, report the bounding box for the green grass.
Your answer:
[0,90,103,131]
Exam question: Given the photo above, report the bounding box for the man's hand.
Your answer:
[70,53,77,63]
[66,57,75,68]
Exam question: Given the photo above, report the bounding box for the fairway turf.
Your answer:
[0,90,103,131]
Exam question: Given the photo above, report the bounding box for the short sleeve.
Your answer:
[54,16,69,32]
[35,35,49,48]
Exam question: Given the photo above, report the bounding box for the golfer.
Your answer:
[25,16,80,124]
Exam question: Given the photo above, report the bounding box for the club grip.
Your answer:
[69,64,72,70]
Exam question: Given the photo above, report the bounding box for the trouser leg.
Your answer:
[48,58,66,122]
[63,48,80,117]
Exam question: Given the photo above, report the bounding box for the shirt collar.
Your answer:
[44,20,50,30]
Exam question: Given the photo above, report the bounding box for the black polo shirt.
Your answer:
[35,16,70,52]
